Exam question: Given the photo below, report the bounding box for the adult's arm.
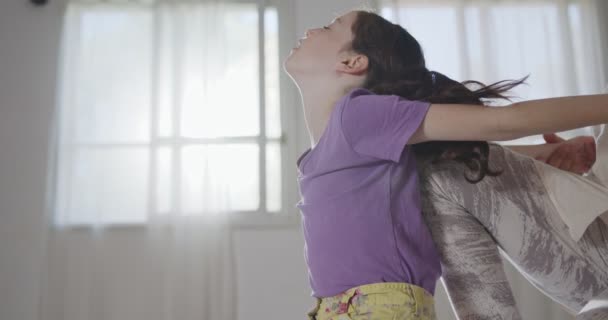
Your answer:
[503,143,559,161]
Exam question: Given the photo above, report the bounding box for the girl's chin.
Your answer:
[286,47,300,60]
[282,53,299,72]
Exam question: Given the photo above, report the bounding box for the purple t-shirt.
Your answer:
[295,87,442,298]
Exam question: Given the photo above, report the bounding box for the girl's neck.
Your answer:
[298,82,350,148]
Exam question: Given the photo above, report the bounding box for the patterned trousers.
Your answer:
[416,143,608,320]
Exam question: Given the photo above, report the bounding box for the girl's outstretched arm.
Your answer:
[408,94,608,144]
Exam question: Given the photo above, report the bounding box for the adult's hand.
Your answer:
[541,133,596,175]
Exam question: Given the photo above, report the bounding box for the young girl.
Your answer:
[283,9,608,319]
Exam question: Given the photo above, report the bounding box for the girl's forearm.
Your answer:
[501,94,608,141]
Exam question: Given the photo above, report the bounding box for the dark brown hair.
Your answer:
[349,10,529,183]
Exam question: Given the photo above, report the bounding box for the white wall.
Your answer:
[0,1,605,320]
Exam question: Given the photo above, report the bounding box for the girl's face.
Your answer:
[283,11,358,80]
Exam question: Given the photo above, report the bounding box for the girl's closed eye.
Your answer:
[323,26,330,30]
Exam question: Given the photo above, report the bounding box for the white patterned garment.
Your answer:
[533,124,608,242]
[415,142,608,319]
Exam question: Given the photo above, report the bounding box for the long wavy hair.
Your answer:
[349,10,529,183]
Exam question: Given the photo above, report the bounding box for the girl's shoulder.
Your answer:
[347,87,373,96]
[345,87,376,99]
[342,87,392,108]
[344,87,418,105]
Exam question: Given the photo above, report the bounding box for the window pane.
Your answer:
[180,3,260,138]
[394,6,462,80]
[75,8,152,144]
[266,142,282,212]
[156,7,175,138]
[56,147,149,226]
[490,4,560,99]
[155,146,172,214]
[265,6,281,139]
[181,144,259,214]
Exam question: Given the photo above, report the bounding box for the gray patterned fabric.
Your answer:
[415,143,608,320]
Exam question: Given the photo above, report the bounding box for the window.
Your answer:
[52,0,294,226]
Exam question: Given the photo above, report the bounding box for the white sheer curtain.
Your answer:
[39,0,273,319]
[379,1,607,319]
[380,0,607,145]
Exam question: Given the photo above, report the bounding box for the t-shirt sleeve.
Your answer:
[340,93,431,163]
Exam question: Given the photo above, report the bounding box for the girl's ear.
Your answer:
[336,53,368,75]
